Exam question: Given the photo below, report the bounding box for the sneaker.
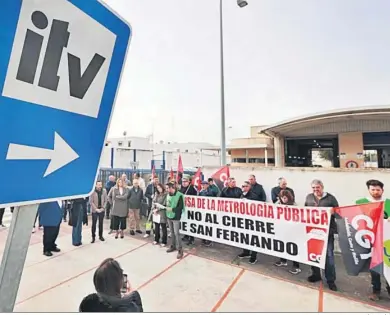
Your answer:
[238,253,251,259]
[249,257,257,265]
[203,241,212,247]
[166,246,176,253]
[307,275,322,283]
[369,292,380,301]
[328,282,338,291]
[289,268,302,275]
[130,230,135,236]
[177,250,184,259]
[274,260,288,267]
[32,228,36,234]
[161,244,167,248]
[153,241,158,245]
[168,233,172,238]
[143,234,149,238]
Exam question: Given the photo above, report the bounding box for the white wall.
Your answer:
[99,147,152,169]
[202,166,390,207]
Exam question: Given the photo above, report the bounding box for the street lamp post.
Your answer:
[219,0,248,166]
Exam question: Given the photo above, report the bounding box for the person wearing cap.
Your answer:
[208,178,220,197]
[198,181,215,197]
[166,182,185,259]
[198,181,214,247]
[180,175,198,245]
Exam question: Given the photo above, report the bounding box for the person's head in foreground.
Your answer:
[79,258,143,312]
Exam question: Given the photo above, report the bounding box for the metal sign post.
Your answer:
[0,205,38,312]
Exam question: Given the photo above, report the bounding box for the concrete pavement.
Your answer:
[0,218,389,312]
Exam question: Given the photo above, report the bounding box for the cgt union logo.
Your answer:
[306,226,327,264]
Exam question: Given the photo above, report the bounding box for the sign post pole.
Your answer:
[0,205,39,312]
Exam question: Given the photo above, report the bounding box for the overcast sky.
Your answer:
[104,0,390,145]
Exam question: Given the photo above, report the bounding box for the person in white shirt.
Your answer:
[133,172,146,193]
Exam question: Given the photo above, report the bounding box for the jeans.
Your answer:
[106,202,111,219]
[242,249,257,260]
[72,208,83,245]
[168,219,182,250]
[154,222,167,244]
[91,212,104,239]
[371,270,390,294]
[43,225,60,252]
[280,258,300,268]
[311,233,336,283]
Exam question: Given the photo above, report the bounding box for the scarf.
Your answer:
[96,189,103,208]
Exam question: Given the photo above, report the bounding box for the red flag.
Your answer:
[334,202,384,276]
[176,155,183,182]
[192,168,202,191]
[169,167,174,182]
[210,165,230,190]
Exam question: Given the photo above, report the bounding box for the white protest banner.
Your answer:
[180,196,331,269]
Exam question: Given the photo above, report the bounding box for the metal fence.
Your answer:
[98,167,196,186]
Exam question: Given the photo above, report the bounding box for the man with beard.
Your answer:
[90,181,107,243]
[180,175,198,245]
[356,179,390,301]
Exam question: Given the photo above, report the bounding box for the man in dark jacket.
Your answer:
[305,179,339,292]
[208,178,220,197]
[128,179,144,235]
[180,175,198,245]
[248,175,267,201]
[39,201,62,257]
[271,177,295,203]
[198,181,215,247]
[70,198,88,246]
[238,181,259,264]
[221,178,242,199]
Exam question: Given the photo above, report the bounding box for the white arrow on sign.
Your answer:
[6,132,79,177]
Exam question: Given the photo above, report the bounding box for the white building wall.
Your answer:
[135,150,153,169]
[202,166,390,207]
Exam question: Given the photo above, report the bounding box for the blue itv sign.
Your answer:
[0,0,131,207]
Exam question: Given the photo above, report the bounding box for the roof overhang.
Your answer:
[260,105,390,137]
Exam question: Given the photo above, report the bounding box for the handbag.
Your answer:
[145,209,153,231]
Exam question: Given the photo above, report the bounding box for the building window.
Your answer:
[118,141,123,146]
[247,158,275,164]
[232,158,247,163]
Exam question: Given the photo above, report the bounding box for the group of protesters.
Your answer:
[8,169,385,304]
[117,172,387,302]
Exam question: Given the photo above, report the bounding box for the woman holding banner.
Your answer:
[273,190,301,275]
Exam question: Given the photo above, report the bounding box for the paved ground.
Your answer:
[0,211,389,312]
